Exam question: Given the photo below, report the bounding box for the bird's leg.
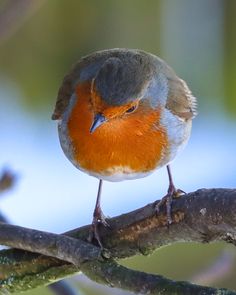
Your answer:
[88,179,110,248]
[155,165,185,225]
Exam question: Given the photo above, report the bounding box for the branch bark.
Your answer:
[0,188,236,294]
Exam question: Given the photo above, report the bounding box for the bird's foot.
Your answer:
[155,184,185,225]
[87,207,110,249]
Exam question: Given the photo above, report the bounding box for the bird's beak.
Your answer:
[90,113,107,133]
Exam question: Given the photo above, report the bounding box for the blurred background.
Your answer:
[0,0,236,294]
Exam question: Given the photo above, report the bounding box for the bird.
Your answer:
[52,48,197,248]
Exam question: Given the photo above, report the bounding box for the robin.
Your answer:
[52,49,197,247]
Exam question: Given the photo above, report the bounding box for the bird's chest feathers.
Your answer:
[66,82,168,175]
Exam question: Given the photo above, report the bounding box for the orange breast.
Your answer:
[67,82,168,176]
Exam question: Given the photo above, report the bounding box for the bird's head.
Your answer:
[89,56,152,133]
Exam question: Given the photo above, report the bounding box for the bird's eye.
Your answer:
[126,105,137,114]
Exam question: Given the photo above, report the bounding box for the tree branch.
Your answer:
[0,222,102,266]
[0,188,236,294]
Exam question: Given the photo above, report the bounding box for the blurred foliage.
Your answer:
[123,242,236,290]
[0,0,235,116]
[0,0,162,112]
[224,1,236,116]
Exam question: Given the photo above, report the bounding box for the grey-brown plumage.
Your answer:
[52,48,196,121]
[94,55,154,106]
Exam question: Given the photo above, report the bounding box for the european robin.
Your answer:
[52,49,197,247]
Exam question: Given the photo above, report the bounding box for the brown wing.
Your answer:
[51,68,75,120]
[52,58,92,120]
[166,76,197,120]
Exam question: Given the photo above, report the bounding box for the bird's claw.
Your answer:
[87,210,111,249]
[155,187,185,226]
[174,188,186,198]
[155,193,173,225]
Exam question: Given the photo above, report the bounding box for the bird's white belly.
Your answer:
[159,108,192,166]
[85,166,154,182]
